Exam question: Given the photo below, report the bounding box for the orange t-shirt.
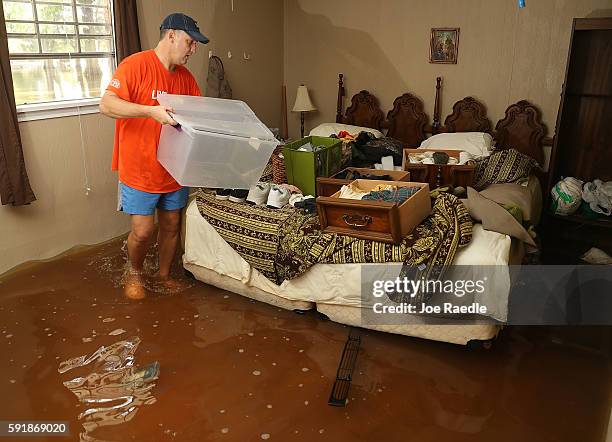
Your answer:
[106,50,201,193]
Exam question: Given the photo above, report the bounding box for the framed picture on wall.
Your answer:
[429,28,460,64]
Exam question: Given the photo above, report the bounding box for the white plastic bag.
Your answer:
[551,177,583,215]
[582,180,612,216]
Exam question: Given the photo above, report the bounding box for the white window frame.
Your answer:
[3,0,117,121]
[16,98,101,121]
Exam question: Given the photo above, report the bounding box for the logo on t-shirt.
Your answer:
[152,90,168,100]
[110,78,120,88]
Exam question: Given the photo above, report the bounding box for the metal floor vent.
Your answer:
[328,328,361,406]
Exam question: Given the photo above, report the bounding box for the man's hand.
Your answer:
[148,105,177,126]
[100,91,179,124]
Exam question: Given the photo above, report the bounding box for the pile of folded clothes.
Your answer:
[338,182,420,204]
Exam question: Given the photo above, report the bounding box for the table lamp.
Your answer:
[292,84,316,138]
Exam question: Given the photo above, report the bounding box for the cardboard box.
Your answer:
[316,167,411,197]
[316,180,431,244]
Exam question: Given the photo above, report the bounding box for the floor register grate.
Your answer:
[328,328,361,406]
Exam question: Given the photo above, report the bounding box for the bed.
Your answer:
[183,75,551,346]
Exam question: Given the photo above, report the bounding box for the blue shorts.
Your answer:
[118,183,190,216]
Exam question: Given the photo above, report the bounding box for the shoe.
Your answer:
[294,196,317,214]
[289,193,305,207]
[215,189,232,200]
[246,182,271,205]
[228,189,249,203]
[266,185,290,209]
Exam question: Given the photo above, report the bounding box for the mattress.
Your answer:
[183,262,499,345]
[183,198,517,343]
[184,199,516,313]
[184,263,313,311]
[316,303,500,345]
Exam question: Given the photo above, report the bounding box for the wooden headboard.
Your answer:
[336,73,429,146]
[335,73,552,166]
[494,100,547,166]
[442,97,492,133]
[437,96,549,166]
[386,93,429,147]
[343,90,386,130]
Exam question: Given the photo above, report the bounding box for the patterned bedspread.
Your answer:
[195,189,472,288]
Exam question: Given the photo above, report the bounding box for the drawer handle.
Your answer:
[342,214,372,228]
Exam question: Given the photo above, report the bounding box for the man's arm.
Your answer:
[100,90,177,125]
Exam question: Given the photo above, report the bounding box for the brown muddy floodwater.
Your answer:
[0,238,610,441]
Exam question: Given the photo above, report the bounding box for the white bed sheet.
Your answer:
[183,199,513,320]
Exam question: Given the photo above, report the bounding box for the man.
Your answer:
[100,13,208,300]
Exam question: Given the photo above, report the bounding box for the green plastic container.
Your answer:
[283,136,342,196]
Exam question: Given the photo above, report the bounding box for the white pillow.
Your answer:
[309,123,384,139]
[419,132,493,157]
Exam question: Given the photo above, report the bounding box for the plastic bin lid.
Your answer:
[157,94,276,141]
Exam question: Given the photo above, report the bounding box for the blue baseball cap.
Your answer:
[160,13,209,44]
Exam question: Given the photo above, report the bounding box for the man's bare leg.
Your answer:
[155,208,186,290]
[125,214,155,299]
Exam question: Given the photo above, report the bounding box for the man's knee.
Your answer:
[131,223,155,243]
[158,211,181,235]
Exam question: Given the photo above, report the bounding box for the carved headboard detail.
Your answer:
[386,93,428,147]
[342,90,386,131]
[442,97,492,133]
[494,100,546,166]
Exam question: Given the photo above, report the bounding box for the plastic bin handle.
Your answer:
[167,112,184,130]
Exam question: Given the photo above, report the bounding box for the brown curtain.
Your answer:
[0,2,36,206]
[113,0,142,63]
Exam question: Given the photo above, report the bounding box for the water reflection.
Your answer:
[59,337,159,441]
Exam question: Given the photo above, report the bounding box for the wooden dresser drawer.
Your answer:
[402,148,474,188]
[316,167,411,197]
[404,163,474,189]
[316,180,431,244]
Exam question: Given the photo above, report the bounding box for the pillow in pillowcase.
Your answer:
[419,132,493,157]
[472,148,538,190]
[309,123,384,139]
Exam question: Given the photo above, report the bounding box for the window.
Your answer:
[3,0,115,107]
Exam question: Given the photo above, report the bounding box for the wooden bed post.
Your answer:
[432,77,442,134]
[336,73,344,123]
[281,85,288,140]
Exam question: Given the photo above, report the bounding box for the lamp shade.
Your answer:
[292,85,316,112]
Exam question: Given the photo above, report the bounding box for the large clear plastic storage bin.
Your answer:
[157,94,278,189]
